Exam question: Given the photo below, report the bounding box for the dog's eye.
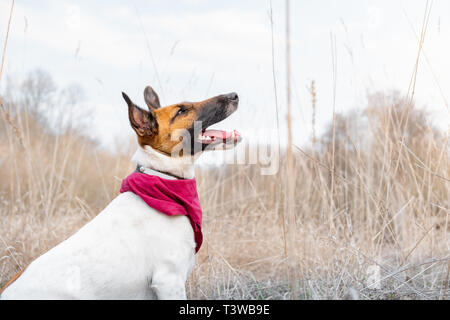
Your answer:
[176,108,187,116]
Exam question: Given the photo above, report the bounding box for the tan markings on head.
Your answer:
[124,87,226,156]
[138,103,199,155]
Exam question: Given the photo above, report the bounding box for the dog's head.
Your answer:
[122,86,241,157]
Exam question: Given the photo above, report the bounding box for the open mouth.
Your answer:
[192,92,241,151]
[197,129,242,146]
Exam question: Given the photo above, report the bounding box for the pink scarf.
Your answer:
[120,172,203,253]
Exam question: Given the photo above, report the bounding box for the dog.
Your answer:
[0,86,241,299]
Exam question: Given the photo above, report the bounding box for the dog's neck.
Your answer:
[131,146,196,180]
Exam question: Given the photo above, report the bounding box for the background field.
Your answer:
[1,0,449,300]
[0,70,448,299]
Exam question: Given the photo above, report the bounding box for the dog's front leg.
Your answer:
[151,270,187,300]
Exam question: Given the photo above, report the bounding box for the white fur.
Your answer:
[1,146,197,300]
[132,145,195,179]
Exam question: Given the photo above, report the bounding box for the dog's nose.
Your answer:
[226,92,239,102]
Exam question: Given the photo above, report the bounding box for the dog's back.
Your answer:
[1,86,240,299]
[1,192,195,299]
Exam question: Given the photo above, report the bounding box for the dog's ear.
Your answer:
[122,92,158,137]
[143,85,161,110]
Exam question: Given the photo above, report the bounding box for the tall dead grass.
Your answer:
[1,71,448,299]
[0,0,448,298]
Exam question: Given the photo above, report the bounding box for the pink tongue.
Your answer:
[202,130,240,140]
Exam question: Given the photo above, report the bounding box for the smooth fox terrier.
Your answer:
[0,86,241,299]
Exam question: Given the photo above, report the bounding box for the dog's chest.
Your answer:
[98,192,197,254]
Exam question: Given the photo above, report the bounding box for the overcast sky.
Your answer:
[1,0,449,158]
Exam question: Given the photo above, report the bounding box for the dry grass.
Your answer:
[0,0,448,299]
[0,73,448,299]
